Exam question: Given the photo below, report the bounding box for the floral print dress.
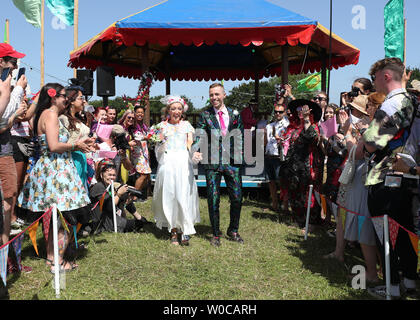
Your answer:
[17,122,91,213]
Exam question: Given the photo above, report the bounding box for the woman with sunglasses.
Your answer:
[118,110,138,183]
[17,83,94,273]
[89,159,144,234]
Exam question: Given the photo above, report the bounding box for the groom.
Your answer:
[192,83,244,247]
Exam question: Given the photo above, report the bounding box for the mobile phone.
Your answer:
[0,68,11,81]
[17,67,26,80]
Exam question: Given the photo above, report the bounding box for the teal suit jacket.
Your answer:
[192,106,244,170]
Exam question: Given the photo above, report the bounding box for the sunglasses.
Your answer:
[313,96,327,102]
[56,93,67,99]
[371,75,376,82]
[126,116,134,120]
[76,96,86,101]
[274,110,285,114]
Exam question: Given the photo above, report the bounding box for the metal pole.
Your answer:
[304,185,313,240]
[111,180,117,233]
[383,214,391,300]
[52,204,60,298]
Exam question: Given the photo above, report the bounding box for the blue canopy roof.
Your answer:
[116,0,317,29]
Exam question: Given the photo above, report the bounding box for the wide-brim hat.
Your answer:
[407,79,420,93]
[349,94,369,116]
[287,99,322,123]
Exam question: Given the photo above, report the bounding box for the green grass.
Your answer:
[4,191,420,300]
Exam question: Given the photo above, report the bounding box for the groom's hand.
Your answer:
[192,152,203,164]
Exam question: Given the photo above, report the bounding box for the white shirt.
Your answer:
[2,85,24,120]
[265,118,290,156]
[213,105,230,130]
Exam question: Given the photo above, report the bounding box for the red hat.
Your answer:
[0,43,25,59]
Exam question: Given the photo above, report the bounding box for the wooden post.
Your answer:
[5,19,9,43]
[73,0,79,78]
[40,0,45,87]
[281,45,289,85]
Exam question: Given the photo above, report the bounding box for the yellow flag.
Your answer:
[57,209,70,233]
[28,221,39,256]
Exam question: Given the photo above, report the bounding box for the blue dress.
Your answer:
[17,122,90,213]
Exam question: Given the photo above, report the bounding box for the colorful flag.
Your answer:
[0,245,9,286]
[372,217,384,246]
[408,232,418,256]
[3,20,9,43]
[28,221,40,256]
[12,0,42,28]
[42,207,53,243]
[388,217,399,250]
[11,234,24,271]
[384,0,405,61]
[296,71,329,93]
[46,0,74,26]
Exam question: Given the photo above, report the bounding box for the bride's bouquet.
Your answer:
[146,123,166,145]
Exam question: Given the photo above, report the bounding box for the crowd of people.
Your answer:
[0,42,419,300]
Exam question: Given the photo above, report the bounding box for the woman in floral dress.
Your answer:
[17,83,94,272]
[130,104,152,199]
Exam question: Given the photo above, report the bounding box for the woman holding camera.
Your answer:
[152,95,200,246]
[89,159,145,234]
[17,83,94,273]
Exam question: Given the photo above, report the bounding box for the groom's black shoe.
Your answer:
[210,236,221,247]
[226,230,244,244]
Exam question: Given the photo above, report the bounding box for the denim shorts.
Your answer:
[264,157,282,181]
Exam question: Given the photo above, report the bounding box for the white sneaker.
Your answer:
[368,285,401,300]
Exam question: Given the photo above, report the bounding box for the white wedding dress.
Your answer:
[152,120,200,236]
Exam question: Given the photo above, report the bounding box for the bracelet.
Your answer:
[71,143,75,151]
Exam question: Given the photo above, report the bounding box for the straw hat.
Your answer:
[407,79,420,93]
[349,95,369,116]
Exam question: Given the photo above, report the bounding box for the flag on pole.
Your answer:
[0,245,9,286]
[28,221,40,256]
[384,0,405,61]
[296,71,329,93]
[3,20,9,43]
[46,0,74,26]
[12,0,42,28]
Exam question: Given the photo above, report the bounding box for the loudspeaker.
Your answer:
[76,69,94,96]
[96,66,115,97]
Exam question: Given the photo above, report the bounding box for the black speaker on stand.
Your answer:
[96,66,115,107]
[76,69,94,97]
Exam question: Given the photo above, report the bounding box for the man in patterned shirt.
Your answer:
[355,58,418,299]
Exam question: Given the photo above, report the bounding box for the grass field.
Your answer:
[4,189,420,300]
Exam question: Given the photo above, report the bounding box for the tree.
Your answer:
[224,74,317,113]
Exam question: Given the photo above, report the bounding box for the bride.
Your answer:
[152,95,200,246]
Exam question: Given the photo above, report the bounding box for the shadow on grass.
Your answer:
[283,228,373,300]
[251,211,278,223]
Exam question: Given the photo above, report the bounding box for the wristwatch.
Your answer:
[409,166,417,175]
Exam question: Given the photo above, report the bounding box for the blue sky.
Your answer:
[2,0,419,109]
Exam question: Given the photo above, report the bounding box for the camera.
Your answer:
[117,185,143,203]
[112,133,131,151]
[275,84,287,99]
[347,87,361,98]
